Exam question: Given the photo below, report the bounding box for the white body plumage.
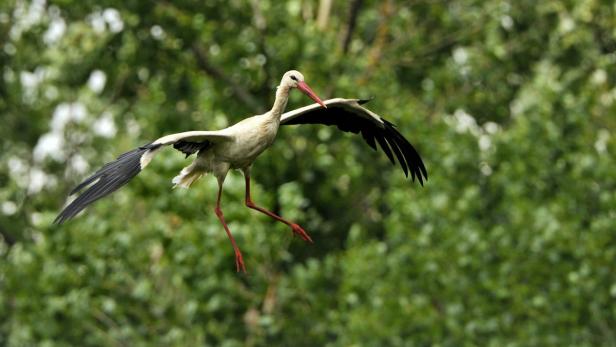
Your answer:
[170,112,282,187]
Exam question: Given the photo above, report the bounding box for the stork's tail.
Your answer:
[172,161,206,188]
[54,143,161,224]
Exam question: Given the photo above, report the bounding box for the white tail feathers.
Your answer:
[172,164,206,188]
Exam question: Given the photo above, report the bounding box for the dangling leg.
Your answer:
[242,167,313,243]
[213,172,246,273]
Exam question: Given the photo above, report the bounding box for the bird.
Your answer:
[55,70,427,272]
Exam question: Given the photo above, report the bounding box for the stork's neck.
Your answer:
[267,85,291,121]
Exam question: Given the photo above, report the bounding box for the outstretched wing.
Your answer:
[281,98,427,184]
[54,131,232,224]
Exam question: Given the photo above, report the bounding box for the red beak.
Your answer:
[297,81,327,108]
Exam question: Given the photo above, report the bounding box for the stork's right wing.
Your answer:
[281,98,427,184]
[54,131,232,224]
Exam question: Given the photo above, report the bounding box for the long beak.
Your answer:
[297,81,327,108]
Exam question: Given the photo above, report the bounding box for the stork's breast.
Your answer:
[216,124,277,165]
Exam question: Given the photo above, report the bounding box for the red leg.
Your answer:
[243,172,313,243]
[214,183,246,273]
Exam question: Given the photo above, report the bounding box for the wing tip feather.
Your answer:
[382,120,428,185]
[55,143,157,224]
[357,97,374,105]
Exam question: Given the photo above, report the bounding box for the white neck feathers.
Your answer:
[267,85,291,121]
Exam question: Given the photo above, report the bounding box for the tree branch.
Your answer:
[316,0,333,30]
[250,0,273,102]
[191,43,264,113]
[341,0,364,54]
[0,224,16,247]
[396,25,482,67]
[359,0,394,85]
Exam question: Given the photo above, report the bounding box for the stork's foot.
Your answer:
[235,250,247,273]
[290,223,313,243]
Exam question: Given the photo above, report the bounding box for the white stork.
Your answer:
[55,70,427,272]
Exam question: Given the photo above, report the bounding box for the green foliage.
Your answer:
[2,0,616,345]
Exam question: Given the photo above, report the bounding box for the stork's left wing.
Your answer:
[54,131,232,224]
[281,98,427,184]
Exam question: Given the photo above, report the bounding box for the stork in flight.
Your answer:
[55,70,427,272]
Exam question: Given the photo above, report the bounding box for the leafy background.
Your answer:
[1,0,616,346]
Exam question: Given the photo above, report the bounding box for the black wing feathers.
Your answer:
[382,119,428,182]
[283,103,427,185]
[173,140,211,158]
[374,135,395,165]
[361,129,378,151]
[56,137,212,224]
[54,143,160,224]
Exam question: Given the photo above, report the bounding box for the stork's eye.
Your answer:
[290,75,298,81]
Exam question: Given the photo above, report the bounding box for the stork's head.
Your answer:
[281,70,327,108]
